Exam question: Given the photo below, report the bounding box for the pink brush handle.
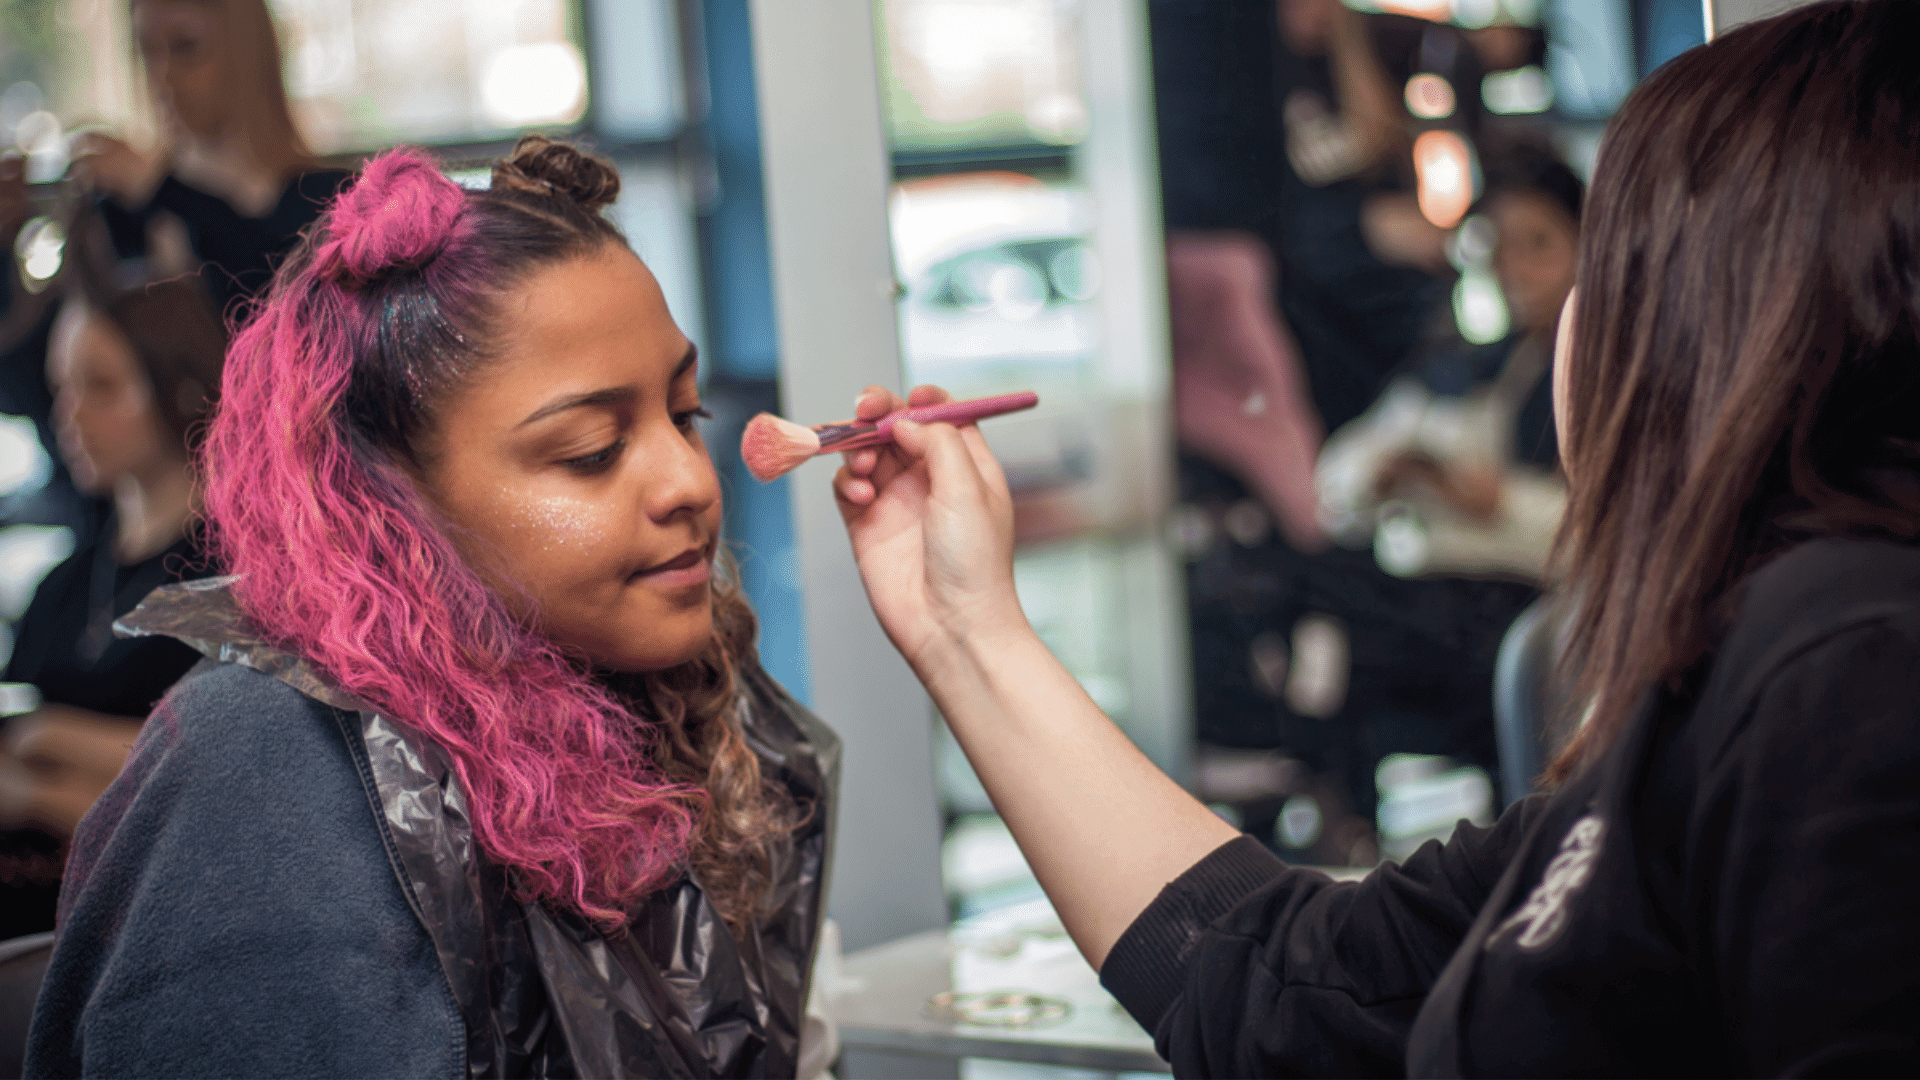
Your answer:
[815,392,1039,453]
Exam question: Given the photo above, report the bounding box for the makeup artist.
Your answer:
[833,2,1919,1075]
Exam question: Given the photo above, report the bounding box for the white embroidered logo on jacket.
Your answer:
[1489,814,1606,951]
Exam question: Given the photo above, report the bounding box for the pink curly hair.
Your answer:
[201,141,783,928]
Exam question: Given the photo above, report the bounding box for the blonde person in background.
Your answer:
[74,0,350,317]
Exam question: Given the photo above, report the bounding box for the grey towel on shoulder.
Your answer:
[25,659,464,1079]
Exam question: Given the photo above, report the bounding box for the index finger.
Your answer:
[854,385,904,422]
[906,384,954,408]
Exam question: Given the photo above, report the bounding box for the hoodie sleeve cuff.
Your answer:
[1099,834,1287,1031]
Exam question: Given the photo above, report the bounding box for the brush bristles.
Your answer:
[741,413,824,482]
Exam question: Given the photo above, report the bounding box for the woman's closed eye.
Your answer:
[561,440,626,473]
[673,406,714,432]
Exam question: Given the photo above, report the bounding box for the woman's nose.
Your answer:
[53,404,89,460]
[51,391,78,429]
[645,425,721,523]
[145,72,176,112]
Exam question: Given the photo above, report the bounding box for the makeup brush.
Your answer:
[741,391,1039,482]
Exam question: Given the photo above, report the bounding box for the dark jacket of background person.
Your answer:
[26,580,839,1079]
[1100,538,1920,1076]
[100,168,350,320]
[2,531,205,722]
[0,527,207,942]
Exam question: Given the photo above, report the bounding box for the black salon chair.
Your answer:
[1492,596,1567,808]
[0,932,53,1080]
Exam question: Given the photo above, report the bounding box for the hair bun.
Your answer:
[317,147,466,287]
[492,135,620,212]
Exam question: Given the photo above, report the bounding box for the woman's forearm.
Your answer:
[1,707,143,836]
[832,402,1244,967]
[913,622,1241,969]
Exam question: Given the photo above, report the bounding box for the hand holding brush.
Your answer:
[740,391,1038,482]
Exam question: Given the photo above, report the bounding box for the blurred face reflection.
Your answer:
[1488,192,1579,334]
[133,0,228,142]
[1278,0,1340,55]
[47,305,176,494]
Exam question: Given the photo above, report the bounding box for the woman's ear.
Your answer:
[1552,288,1578,472]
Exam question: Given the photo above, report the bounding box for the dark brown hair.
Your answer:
[1475,138,1584,225]
[1549,0,1920,781]
[101,282,228,452]
[62,209,228,454]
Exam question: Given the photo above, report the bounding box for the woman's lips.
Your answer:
[633,546,711,589]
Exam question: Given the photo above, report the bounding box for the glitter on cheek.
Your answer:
[511,493,605,554]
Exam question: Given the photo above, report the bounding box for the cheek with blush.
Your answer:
[476,489,635,614]
[478,488,721,672]
[510,491,613,561]
[421,443,724,672]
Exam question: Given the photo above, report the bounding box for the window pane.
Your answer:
[275,0,588,152]
[610,159,705,364]
[879,0,1087,151]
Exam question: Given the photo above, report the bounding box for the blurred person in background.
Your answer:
[1163,0,1549,553]
[0,224,223,939]
[1157,0,1556,849]
[2,0,345,601]
[1318,140,1581,582]
[1154,0,1465,434]
[75,0,349,319]
[1,158,94,544]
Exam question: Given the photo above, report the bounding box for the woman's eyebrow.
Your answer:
[518,387,638,427]
[516,345,698,427]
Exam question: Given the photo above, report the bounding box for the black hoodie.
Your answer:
[1103,538,1920,1077]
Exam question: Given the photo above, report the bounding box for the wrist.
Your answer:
[907,606,1037,700]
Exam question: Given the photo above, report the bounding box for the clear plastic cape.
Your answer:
[117,577,839,1079]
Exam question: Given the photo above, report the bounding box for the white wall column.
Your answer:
[748,0,949,953]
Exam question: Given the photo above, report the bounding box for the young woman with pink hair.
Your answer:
[26,137,838,1079]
